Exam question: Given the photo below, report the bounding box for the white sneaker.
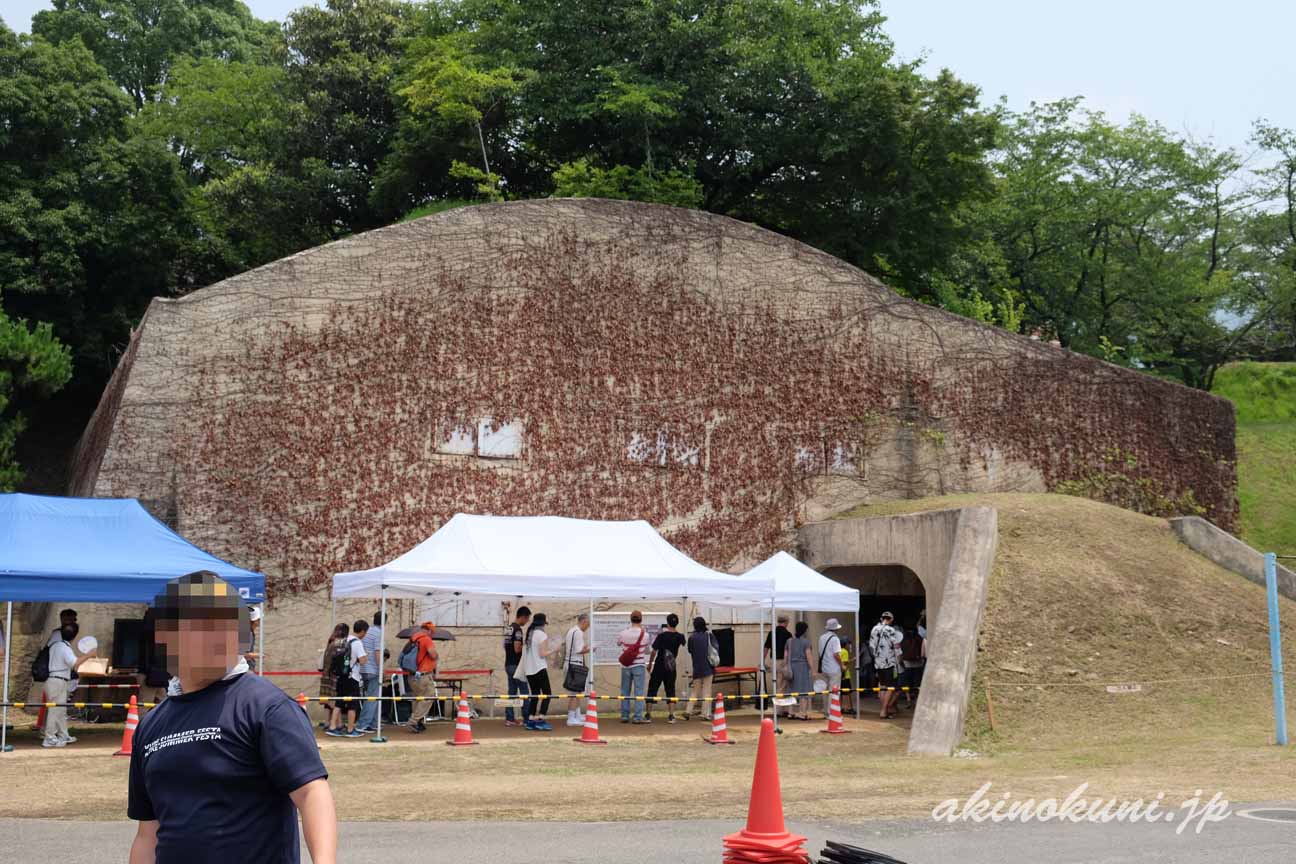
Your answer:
[42,738,66,748]
[59,735,77,744]
[566,712,582,727]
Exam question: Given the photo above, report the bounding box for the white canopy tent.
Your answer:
[715,551,862,719]
[723,551,859,612]
[332,514,777,740]
[333,514,773,602]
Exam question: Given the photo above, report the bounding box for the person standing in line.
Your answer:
[899,621,925,708]
[503,606,531,727]
[318,624,348,729]
[128,571,336,864]
[869,611,904,720]
[786,622,814,721]
[43,622,96,748]
[406,622,440,733]
[817,618,844,718]
[645,613,686,723]
[520,613,561,731]
[616,610,651,724]
[357,611,385,733]
[838,636,856,714]
[682,617,716,721]
[762,615,793,715]
[46,608,78,647]
[242,605,262,667]
[562,613,592,727]
[325,621,367,738]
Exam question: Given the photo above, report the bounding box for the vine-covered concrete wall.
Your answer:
[71,199,1237,604]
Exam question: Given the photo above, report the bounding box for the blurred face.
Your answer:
[578,618,589,631]
[518,614,530,627]
[155,616,241,680]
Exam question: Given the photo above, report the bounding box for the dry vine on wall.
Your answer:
[167,231,1234,598]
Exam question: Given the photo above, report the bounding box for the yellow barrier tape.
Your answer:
[2,687,909,710]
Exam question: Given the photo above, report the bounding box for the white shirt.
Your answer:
[869,623,903,670]
[818,633,842,674]
[522,628,550,676]
[346,635,366,683]
[564,626,586,668]
[616,626,650,667]
[48,640,76,677]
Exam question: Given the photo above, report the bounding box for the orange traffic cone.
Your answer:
[296,692,309,712]
[35,689,47,732]
[821,687,851,735]
[721,717,810,864]
[574,692,608,745]
[114,695,140,757]
[446,695,478,746]
[704,693,735,745]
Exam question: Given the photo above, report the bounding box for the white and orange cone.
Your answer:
[821,686,851,735]
[446,695,478,746]
[115,695,140,756]
[35,688,47,733]
[574,692,608,745]
[704,693,735,745]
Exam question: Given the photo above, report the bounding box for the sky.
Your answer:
[4,0,1293,153]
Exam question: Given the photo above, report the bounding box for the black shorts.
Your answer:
[336,676,361,701]
[875,667,898,689]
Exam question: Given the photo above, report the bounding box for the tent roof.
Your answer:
[0,493,265,603]
[716,551,859,612]
[333,513,773,602]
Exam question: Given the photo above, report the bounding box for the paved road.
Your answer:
[5,812,1295,863]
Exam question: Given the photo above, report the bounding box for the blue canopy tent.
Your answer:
[0,493,266,752]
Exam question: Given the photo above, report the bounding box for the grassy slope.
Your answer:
[1213,362,1296,557]
[841,493,1296,758]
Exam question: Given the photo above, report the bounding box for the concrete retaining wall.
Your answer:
[1169,517,1296,601]
[798,506,997,755]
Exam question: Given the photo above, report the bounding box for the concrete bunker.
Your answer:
[798,506,998,755]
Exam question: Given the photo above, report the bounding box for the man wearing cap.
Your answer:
[869,611,904,720]
[816,618,844,715]
[128,571,336,864]
[406,621,439,733]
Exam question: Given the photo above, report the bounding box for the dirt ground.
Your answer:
[3,695,1294,823]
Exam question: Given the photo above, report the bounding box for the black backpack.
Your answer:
[329,638,354,679]
[31,643,52,683]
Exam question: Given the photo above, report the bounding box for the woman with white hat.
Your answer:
[816,618,844,717]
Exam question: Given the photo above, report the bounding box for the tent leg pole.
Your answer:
[330,596,336,632]
[757,612,765,721]
[853,613,861,721]
[587,599,595,699]
[373,587,388,743]
[771,601,779,734]
[2,601,11,753]
[257,602,265,676]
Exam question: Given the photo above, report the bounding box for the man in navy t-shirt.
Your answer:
[128,571,336,864]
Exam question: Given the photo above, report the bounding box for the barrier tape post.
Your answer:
[821,686,849,735]
[574,691,607,745]
[705,693,734,745]
[114,695,139,756]
[447,695,478,747]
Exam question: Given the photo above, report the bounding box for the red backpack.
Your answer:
[619,629,646,667]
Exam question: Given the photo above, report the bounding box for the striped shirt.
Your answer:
[360,626,382,675]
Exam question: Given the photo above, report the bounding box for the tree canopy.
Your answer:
[0,0,1293,486]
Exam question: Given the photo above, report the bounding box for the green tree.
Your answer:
[0,313,73,490]
[0,25,197,385]
[945,100,1268,387]
[31,0,277,107]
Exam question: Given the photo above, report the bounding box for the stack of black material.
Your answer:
[817,842,908,864]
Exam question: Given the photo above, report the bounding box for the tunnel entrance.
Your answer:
[822,564,927,710]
